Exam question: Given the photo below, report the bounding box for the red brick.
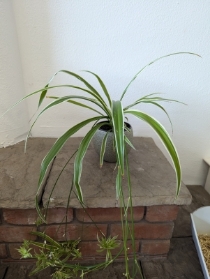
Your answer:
[3,208,73,225]
[0,226,37,242]
[3,209,38,225]
[140,239,170,255]
[9,243,23,259]
[45,208,73,224]
[9,243,41,259]
[110,222,174,240]
[0,244,7,258]
[42,224,107,241]
[76,207,144,223]
[145,205,179,222]
[112,240,139,256]
[79,241,106,257]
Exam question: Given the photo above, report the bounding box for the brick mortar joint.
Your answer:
[0,219,175,227]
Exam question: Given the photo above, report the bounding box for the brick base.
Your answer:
[0,205,178,262]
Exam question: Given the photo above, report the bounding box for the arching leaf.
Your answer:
[125,109,181,196]
[35,116,104,221]
[84,71,112,107]
[120,52,201,100]
[74,122,107,202]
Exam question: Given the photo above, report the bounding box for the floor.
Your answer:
[0,185,209,279]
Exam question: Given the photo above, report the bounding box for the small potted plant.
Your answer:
[3,52,200,279]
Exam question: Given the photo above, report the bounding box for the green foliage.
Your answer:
[17,232,121,278]
[29,52,199,219]
[4,52,200,279]
[17,240,33,259]
[97,235,120,262]
[18,232,82,277]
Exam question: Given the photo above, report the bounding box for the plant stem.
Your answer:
[125,150,145,279]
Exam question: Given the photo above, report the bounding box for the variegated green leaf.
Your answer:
[28,241,53,251]
[125,109,181,196]
[47,96,104,116]
[38,84,48,108]
[124,136,136,150]
[25,95,107,151]
[84,70,112,107]
[141,100,173,132]
[1,84,109,121]
[36,116,104,221]
[100,132,110,167]
[112,100,124,175]
[30,231,60,247]
[74,122,106,202]
[124,93,162,110]
[121,52,201,100]
[57,70,111,117]
[116,167,122,199]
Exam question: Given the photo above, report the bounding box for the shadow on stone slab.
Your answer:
[173,185,210,237]
[142,238,204,279]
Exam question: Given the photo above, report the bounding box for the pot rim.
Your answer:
[97,121,132,132]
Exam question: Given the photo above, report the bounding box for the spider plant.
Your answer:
[2,52,200,279]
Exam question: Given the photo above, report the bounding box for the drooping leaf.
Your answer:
[37,71,63,108]
[124,136,136,150]
[133,97,186,107]
[47,96,104,116]
[74,122,107,202]
[38,85,48,108]
[120,52,201,100]
[84,71,112,107]
[124,93,168,110]
[29,69,111,116]
[112,100,124,175]
[35,116,104,221]
[141,100,173,133]
[1,84,109,121]
[56,70,111,117]
[116,167,122,199]
[25,95,108,151]
[125,109,181,196]
[100,132,110,167]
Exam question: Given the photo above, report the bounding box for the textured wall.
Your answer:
[0,0,29,147]
[1,1,210,185]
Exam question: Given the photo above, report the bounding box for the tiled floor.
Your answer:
[1,185,209,279]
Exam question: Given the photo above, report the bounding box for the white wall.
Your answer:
[1,1,210,185]
[0,0,29,147]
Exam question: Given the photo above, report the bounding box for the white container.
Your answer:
[191,206,210,279]
[204,158,210,195]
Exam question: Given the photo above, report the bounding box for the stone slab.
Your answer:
[43,137,192,208]
[0,138,55,208]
